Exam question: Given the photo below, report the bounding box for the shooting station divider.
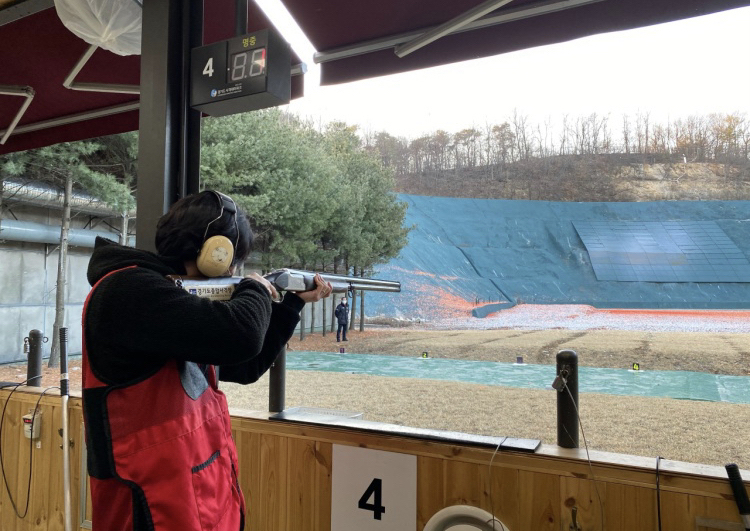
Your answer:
[0,386,747,531]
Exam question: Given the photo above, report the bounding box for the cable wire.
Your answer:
[562,382,605,530]
[656,456,663,531]
[487,437,506,531]
[0,382,60,518]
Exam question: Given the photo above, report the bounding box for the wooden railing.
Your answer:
[0,387,746,531]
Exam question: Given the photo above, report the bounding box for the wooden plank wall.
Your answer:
[231,414,747,531]
[0,388,83,531]
[0,389,746,531]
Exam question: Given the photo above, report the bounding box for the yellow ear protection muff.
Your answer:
[196,192,239,277]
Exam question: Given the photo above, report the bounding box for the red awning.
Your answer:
[0,0,303,154]
[1,0,748,155]
[286,0,750,85]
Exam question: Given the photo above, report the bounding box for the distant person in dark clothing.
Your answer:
[335,297,349,342]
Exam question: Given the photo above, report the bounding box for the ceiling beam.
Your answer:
[394,0,516,58]
[0,85,34,144]
[0,0,53,27]
[63,45,141,95]
[0,102,140,138]
[314,0,606,64]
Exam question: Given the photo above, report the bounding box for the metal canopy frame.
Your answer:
[394,0,517,58]
[0,0,307,155]
[0,41,304,145]
[0,102,140,141]
[63,45,141,95]
[0,0,52,26]
[0,85,34,144]
[2,0,746,153]
[314,0,606,64]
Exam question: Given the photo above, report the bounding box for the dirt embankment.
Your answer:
[396,160,750,201]
[616,162,748,201]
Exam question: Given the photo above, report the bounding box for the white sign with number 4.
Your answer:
[331,445,417,531]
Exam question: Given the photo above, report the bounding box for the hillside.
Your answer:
[394,159,750,202]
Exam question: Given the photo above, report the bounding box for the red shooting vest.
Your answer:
[82,267,245,531]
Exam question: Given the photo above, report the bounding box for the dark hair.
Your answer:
[155,191,253,266]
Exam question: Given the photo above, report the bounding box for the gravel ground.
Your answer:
[257,305,750,469]
[298,304,750,376]
[399,304,750,333]
[221,371,750,469]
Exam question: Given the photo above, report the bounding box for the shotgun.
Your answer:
[169,268,400,301]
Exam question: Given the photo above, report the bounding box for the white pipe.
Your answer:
[0,219,124,247]
[2,179,136,217]
[60,326,72,531]
[61,394,72,531]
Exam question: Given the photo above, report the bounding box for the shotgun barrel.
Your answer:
[264,269,401,294]
[169,269,401,300]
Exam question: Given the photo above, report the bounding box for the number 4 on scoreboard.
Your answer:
[203,58,214,77]
[358,478,385,520]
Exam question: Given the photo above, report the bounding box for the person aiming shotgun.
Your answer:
[81,190,332,531]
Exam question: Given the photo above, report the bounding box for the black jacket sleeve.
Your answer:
[85,268,299,384]
[218,292,304,384]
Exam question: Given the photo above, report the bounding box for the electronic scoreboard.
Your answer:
[190,28,291,117]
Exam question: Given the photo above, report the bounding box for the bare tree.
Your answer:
[512,110,532,161]
[49,174,72,367]
[622,114,632,154]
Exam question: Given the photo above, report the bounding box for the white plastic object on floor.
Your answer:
[424,505,510,531]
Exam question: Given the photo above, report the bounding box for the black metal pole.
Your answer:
[556,349,579,448]
[26,329,43,387]
[136,0,186,251]
[59,327,68,396]
[180,0,203,198]
[268,348,286,413]
[236,0,248,36]
[725,464,750,530]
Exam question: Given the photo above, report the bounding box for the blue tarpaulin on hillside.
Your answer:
[367,196,750,320]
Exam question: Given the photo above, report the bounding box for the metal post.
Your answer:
[59,327,69,396]
[26,329,43,386]
[180,0,203,198]
[60,327,72,531]
[556,349,579,449]
[136,0,187,252]
[236,0,248,35]
[268,348,286,413]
